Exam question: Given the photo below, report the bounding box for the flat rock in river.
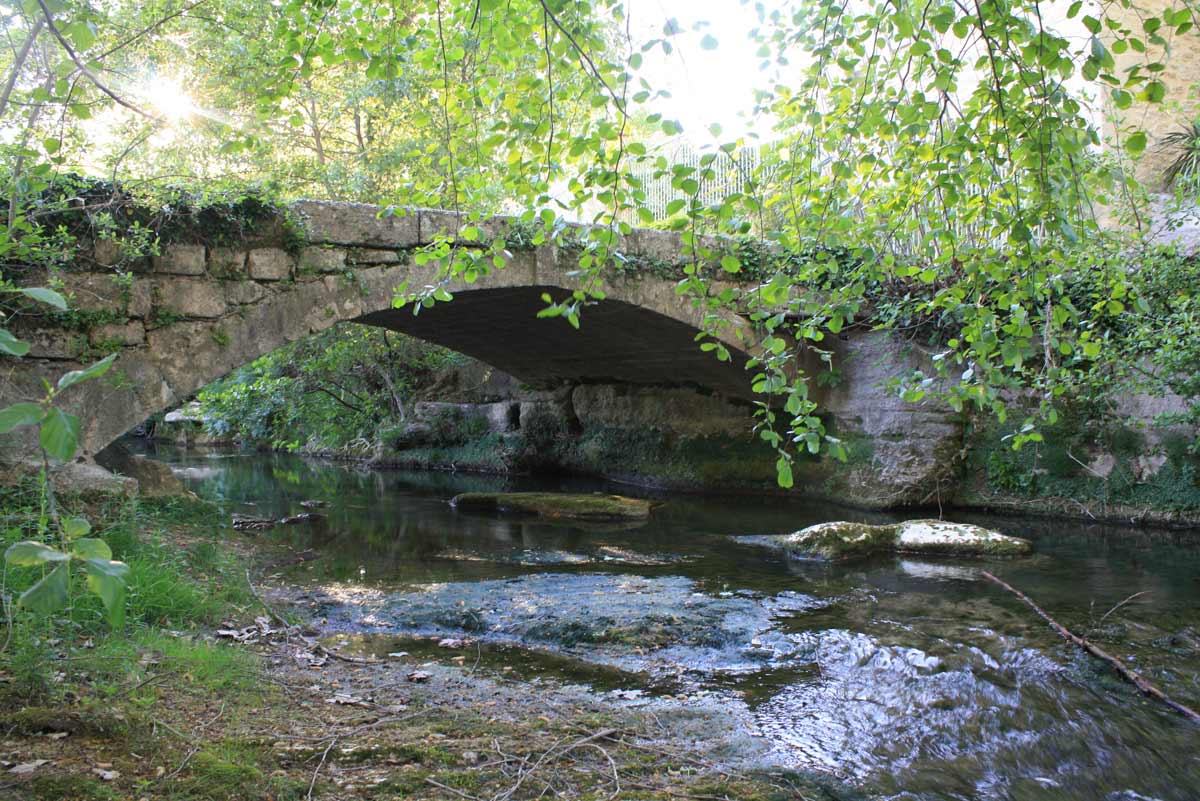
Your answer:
[745,519,1032,560]
[449,492,652,521]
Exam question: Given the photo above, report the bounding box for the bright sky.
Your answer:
[626,0,1105,147]
[629,0,781,145]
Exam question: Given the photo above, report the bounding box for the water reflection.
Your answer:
[131,441,1200,801]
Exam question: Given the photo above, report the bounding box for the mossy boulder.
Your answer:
[449,492,652,521]
[752,519,1032,561]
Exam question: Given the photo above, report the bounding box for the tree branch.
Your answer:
[982,571,1200,723]
[0,18,44,121]
[94,0,212,61]
[34,0,160,121]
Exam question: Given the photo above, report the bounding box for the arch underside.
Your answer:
[356,286,755,400]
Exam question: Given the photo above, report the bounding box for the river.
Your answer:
[141,444,1200,801]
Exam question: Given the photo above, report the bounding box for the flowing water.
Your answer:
[140,444,1200,800]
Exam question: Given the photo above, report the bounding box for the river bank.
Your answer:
[58,447,1200,799]
[0,474,856,801]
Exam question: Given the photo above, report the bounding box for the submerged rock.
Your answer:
[315,574,825,675]
[748,519,1032,561]
[449,492,652,521]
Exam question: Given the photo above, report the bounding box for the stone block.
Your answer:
[571,384,749,437]
[248,248,294,281]
[225,281,268,305]
[13,325,84,359]
[622,228,684,264]
[89,321,145,346]
[348,248,401,264]
[154,278,227,319]
[483,401,520,432]
[306,303,340,333]
[518,400,570,433]
[92,238,128,267]
[63,274,152,318]
[52,461,137,499]
[208,247,246,278]
[153,244,206,275]
[417,209,510,245]
[299,247,347,273]
[292,200,419,247]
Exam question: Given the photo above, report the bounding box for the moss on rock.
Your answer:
[449,492,653,521]
[754,519,1031,561]
[893,519,1032,556]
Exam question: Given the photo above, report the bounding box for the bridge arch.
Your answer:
[1,202,759,461]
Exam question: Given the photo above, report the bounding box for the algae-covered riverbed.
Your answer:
[148,445,1200,801]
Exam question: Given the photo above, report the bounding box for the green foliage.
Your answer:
[1,174,296,277]
[1159,120,1200,189]
[198,324,467,451]
[1,479,258,704]
[1,287,130,627]
[0,0,1197,492]
[975,414,1200,513]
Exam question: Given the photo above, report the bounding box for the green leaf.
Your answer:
[720,255,741,273]
[19,562,71,614]
[71,538,111,560]
[57,353,118,391]
[776,457,794,489]
[700,34,719,50]
[6,540,70,566]
[0,402,43,434]
[1125,131,1147,155]
[61,516,91,540]
[0,328,30,356]
[84,559,129,628]
[40,408,80,462]
[64,20,96,51]
[18,287,68,310]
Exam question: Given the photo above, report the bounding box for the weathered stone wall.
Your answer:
[383,338,1197,521]
[384,334,970,508]
[1104,0,1200,187]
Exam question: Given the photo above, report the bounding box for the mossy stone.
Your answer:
[449,492,652,521]
[764,519,1031,561]
[774,521,902,560]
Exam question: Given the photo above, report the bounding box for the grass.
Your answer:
[0,477,287,801]
[0,476,258,704]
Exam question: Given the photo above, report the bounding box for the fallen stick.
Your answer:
[245,568,291,628]
[981,571,1200,723]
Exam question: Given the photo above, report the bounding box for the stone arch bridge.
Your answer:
[1,201,765,461]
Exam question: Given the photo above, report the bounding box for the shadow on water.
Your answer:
[135,441,1200,801]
